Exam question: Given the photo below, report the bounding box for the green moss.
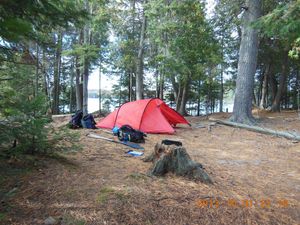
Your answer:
[0,175,5,186]
[96,187,129,204]
[115,191,129,203]
[96,187,115,203]
[128,173,147,181]
[0,212,6,222]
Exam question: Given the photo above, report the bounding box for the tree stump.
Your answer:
[144,143,212,184]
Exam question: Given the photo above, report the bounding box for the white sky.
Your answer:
[88,0,216,91]
[88,68,118,91]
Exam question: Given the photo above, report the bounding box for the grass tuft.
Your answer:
[96,187,115,203]
[128,173,147,181]
[0,213,6,222]
[96,187,129,204]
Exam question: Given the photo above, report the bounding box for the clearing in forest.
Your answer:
[1,111,299,225]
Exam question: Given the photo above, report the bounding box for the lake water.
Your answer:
[88,98,101,113]
[88,98,233,115]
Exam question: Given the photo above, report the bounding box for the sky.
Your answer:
[88,0,216,91]
[88,68,117,91]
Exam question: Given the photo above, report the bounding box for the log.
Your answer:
[144,143,212,184]
[209,118,300,141]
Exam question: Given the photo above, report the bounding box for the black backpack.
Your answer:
[69,110,83,129]
[81,114,97,129]
[118,125,146,143]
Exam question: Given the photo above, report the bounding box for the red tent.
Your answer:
[96,98,190,134]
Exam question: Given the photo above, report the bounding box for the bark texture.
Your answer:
[82,0,90,116]
[178,79,190,115]
[231,0,261,124]
[75,30,83,111]
[210,118,300,141]
[52,31,62,114]
[136,4,146,100]
[144,143,212,184]
[271,52,289,112]
[75,55,83,111]
[259,63,271,109]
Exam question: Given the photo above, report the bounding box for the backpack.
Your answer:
[118,125,146,143]
[69,110,83,129]
[81,114,97,129]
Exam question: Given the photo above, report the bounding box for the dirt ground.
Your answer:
[1,111,300,225]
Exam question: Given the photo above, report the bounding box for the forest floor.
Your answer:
[0,110,300,225]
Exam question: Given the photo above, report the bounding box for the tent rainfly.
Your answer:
[96,98,190,134]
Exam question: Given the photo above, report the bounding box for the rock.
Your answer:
[44,216,56,225]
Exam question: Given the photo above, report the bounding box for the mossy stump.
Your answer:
[144,143,212,184]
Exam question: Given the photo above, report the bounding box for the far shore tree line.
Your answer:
[0,0,299,153]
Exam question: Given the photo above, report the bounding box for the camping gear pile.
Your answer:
[113,125,146,143]
[87,133,144,150]
[87,124,146,156]
[72,98,190,157]
[69,110,96,129]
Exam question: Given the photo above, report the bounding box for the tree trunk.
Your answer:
[52,31,62,114]
[144,143,212,184]
[269,72,277,105]
[259,63,271,109]
[82,0,90,116]
[155,69,160,98]
[271,52,289,112]
[82,59,89,115]
[159,72,164,100]
[176,82,182,111]
[253,90,257,106]
[129,0,136,102]
[129,73,133,101]
[179,79,189,115]
[231,0,261,124]
[136,4,146,100]
[98,66,102,114]
[294,70,300,110]
[75,55,83,111]
[69,59,75,113]
[197,79,201,116]
[220,38,224,113]
[219,69,224,113]
[35,43,39,97]
[42,50,49,101]
[170,75,179,101]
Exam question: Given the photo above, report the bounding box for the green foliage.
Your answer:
[257,0,300,58]
[0,0,87,43]
[0,59,81,154]
[0,213,6,222]
[258,1,300,39]
[0,62,51,154]
[145,0,221,113]
[289,37,300,59]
